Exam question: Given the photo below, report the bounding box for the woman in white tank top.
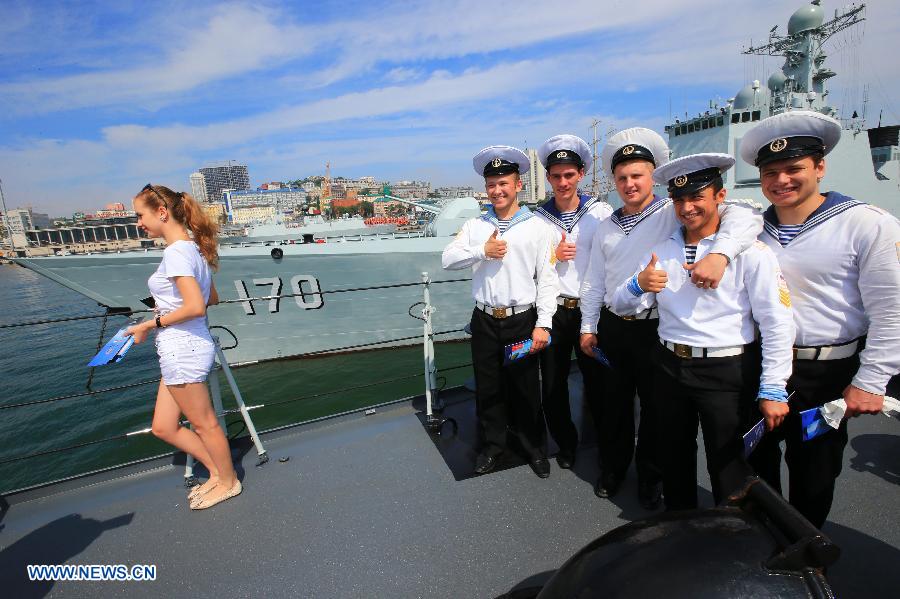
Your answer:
[126,184,241,510]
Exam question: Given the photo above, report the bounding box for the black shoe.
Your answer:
[594,472,621,498]
[474,453,499,475]
[530,457,551,478]
[555,451,576,470]
[638,480,662,510]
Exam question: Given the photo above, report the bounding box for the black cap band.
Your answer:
[755,135,825,166]
[545,149,584,169]
[667,167,722,197]
[611,144,655,171]
[483,159,521,177]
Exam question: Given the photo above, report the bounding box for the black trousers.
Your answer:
[539,304,603,455]
[594,307,661,482]
[654,342,759,510]
[470,308,546,460]
[748,355,858,529]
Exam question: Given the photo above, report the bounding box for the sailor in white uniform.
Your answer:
[610,153,794,509]
[739,110,900,528]
[442,145,559,478]
[578,128,763,508]
[534,134,613,469]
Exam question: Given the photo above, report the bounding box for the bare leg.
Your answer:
[167,381,237,504]
[152,381,219,483]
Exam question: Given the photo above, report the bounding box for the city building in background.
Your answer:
[518,148,546,205]
[389,180,431,199]
[199,161,250,203]
[202,203,227,224]
[2,207,51,247]
[93,202,134,219]
[231,205,276,225]
[222,187,307,222]
[433,186,475,199]
[189,172,209,203]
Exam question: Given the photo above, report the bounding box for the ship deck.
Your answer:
[1,374,898,598]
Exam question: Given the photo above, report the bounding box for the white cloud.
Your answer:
[0,4,312,113]
[99,58,567,151]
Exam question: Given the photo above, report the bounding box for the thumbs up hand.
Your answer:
[555,231,577,262]
[484,229,508,259]
[637,253,667,293]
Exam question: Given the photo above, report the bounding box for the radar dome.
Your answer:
[732,83,759,109]
[788,2,824,35]
[768,70,787,91]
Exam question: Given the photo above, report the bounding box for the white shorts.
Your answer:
[155,334,216,385]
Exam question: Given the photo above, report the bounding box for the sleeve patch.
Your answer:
[777,270,792,308]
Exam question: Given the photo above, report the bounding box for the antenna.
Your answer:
[862,84,869,123]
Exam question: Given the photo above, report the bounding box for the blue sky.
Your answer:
[1,0,898,216]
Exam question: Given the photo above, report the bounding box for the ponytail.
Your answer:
[136,184,220,270]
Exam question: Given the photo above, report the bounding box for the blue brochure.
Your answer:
[503,336,551,365]
[591,346,612,368]
[87,325,136,367]
[742,418,766,458]
[800,406,833,441]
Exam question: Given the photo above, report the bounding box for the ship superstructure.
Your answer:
[663,1,900,215]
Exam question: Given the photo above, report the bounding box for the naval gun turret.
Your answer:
[501,477,840,598]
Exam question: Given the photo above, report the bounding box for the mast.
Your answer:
[742,2,865,117]
[0,179,17,255]
[590,119,601,198]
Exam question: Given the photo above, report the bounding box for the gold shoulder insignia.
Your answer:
[777,270,791,308]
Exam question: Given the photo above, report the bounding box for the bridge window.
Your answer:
[731,113,740,124]
[751,110,761,121]
[741,112,751,122]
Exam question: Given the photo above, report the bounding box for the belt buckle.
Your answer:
[673,343,692,359]
[621,314,636,321]
[563,298,578,309]
[492,307,508,319]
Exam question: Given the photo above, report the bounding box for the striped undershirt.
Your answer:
[684,244,698,265]
[777,223,803,246]
[497,219,512,234]
[618,211,642,234]
[559,210,577,230]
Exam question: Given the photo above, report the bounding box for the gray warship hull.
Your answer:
[15,238,474,365]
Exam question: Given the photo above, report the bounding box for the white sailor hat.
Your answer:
[652,153,735,197]
[601,127,669,176]
[537,134,592,172]
[473,145,530,177]
[739,110,841,167]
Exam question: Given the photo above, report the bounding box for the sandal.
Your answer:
[191,480,242,510]
[187,479,218,502]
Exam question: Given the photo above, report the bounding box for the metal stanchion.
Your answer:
[421,272,456,436]
[184,336,269,486]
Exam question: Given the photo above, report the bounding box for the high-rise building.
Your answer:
[198,162,250,203]
[520,148,547,205]
[2,207,51,234]
[189,172,209,203]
